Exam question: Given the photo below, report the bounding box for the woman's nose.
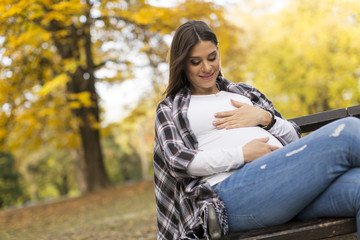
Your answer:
[201,61,211,73]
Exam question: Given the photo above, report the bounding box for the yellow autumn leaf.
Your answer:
[63,59,78,73]
[77,92,93,107]
[69,101,82,109]
[0,128,7,141]
[41,11,68,25]
[38,108,56,117]
[68,92,93,107]
[1,4,22,19]
[38,0,52,6]
[52,0,85,13]
[37,74,69,96]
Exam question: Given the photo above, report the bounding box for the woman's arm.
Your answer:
[188,137,279,176]
[187,145,244,176]
[268,116,300,144]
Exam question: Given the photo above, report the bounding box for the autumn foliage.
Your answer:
[0,0,241,205]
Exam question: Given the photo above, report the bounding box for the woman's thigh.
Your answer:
[213,118,360,232]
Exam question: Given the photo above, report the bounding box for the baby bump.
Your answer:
[199,127,283,150]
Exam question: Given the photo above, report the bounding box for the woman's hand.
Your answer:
[213,99,272,129]
[242,137,279,163]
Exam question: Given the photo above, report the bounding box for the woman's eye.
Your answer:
[208,56,216,62]
[191,61,201,65]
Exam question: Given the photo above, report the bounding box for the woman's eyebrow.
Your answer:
[208,50,217,56]
[188,50,217,59]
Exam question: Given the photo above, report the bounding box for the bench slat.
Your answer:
[347,105,360,118]
[222,218,356,240]
[289,105,360,133]
[289,108,348,133]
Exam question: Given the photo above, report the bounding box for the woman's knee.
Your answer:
[335,117,360,130]
[326,117,360,140]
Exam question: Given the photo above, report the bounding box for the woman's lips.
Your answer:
[200,72,214,80]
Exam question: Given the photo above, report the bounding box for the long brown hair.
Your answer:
[164,20,221,98]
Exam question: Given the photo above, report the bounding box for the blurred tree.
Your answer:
[0,152,23,208]
[101,131,142,184]
[114,94,156,181]
[230,0,360,117]
[0,0,242,193]
[21,146,79,200]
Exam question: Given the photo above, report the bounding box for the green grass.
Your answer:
[0,181,157,240]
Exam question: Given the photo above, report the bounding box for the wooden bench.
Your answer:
[219,104,360,240]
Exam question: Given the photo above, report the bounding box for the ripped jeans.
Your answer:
[212,117,360,239]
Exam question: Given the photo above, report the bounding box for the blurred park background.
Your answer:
[0,0,360,239]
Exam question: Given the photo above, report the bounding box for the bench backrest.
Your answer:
[289,105,360,133]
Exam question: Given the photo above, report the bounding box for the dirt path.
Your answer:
[0,181,157,240]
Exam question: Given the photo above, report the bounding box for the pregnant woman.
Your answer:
[153,20,360,240]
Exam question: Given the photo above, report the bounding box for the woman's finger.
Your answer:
[215,122,227,129]
[269,145,280,151]
[213,116,232,126]
[230,99,247,108]
[214,110,235,118]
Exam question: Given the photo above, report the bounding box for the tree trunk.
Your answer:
[67,67,111,192]
[50,5,112,192]
[81,12,111,191]
[71,149,87,193]
[78,106,111,192]
[67,28,111,192]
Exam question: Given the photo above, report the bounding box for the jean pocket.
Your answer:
[227,214,265,232]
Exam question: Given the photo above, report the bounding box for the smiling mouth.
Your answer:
[200,72,215,80]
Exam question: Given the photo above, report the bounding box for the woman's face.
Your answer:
[185,40,220,95]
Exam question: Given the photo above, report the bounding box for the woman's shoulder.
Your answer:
[157,88,190,109]
[156,97,173,111]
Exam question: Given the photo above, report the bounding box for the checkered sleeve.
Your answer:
[154,100,198,180]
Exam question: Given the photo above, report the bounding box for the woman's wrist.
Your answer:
[260,110,276,130]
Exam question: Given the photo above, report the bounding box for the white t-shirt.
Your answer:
[187,91,297,186]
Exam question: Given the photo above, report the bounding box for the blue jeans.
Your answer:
[212,117,360,239]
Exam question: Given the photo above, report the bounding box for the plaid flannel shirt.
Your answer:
[153,76,301,240]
